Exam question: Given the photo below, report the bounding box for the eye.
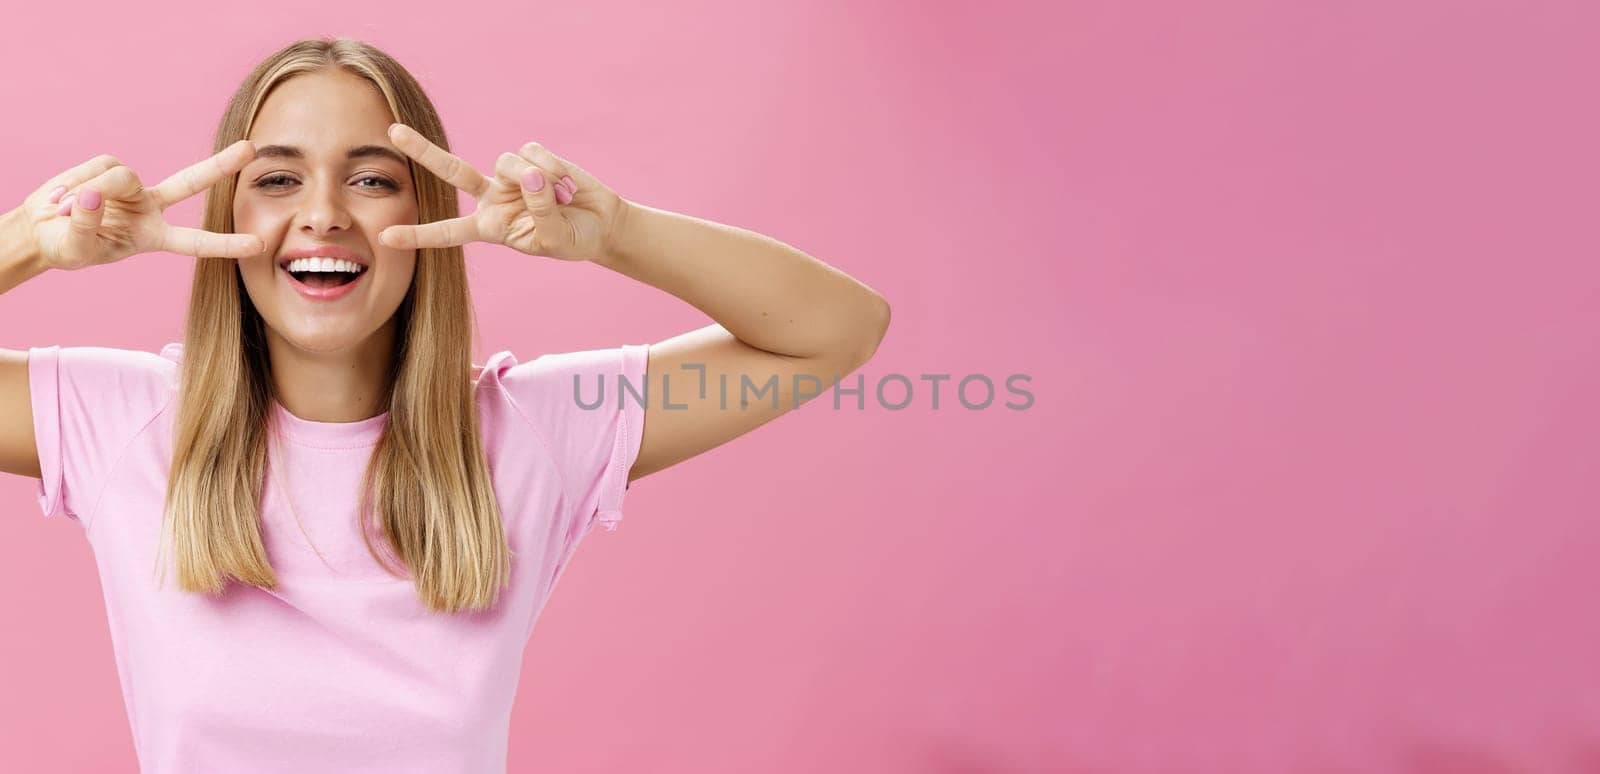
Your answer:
[253,173,297,189]
[249,174,399,191]
[354,175,399,191]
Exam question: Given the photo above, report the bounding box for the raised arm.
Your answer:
[0,145,265,479]
[0,205,50,477]
[596,202,889,481]
[379,124,890,484]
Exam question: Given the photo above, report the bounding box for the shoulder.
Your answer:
[471,343,651,534]
[30,341,182,403]
[473,344,650,424]
[28,342,183,524]
[470,343,651,466]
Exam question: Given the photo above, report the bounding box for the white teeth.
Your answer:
[285,257,365,273]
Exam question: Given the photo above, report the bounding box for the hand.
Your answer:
[379,123,626,262]
[20,142,265,271]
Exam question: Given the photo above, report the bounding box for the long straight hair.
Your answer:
[157,37,510,613]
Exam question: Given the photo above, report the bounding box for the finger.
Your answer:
[59,187,106,259]
[54,161,139,219]
[379,216,480,250]
[34,154,121,202]
[80,164,144,201]
[387,123,490,198]
[56,164,142,218]
[496,152,561,221]
[159,224,265,259]
[516,142,576,196]
[553,157,605,198]
[148,140,256,211]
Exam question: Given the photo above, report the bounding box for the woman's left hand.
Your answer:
[378,123,625,262]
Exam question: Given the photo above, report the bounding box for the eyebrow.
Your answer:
[254,144,409,167]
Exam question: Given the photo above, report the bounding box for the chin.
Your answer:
[268,323,377,355]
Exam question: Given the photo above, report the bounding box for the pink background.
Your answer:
[1,1,1595,771]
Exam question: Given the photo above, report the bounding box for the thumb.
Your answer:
[494,149,559,223]
[59,186,107,262]
[60,164,140,263]
[520,167,561,221]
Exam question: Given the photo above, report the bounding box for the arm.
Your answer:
[596,202,891,481]
[0,207,49,294]
[0,144,265,480]
[0,206,49,478]
[377,125,892,482]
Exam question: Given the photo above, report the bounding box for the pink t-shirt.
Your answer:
[26,339,649,773]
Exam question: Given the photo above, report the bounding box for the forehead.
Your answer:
[248,69,395,148]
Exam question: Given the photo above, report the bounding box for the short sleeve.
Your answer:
[493,343,650,535]
[28,344,179,527]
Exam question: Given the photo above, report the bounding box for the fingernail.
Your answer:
[560,175,576,194]
[47,185,67,203]
[57,193,77,216]
[521,168,544,192]
[554,184,572,205]
[79,187,102,211]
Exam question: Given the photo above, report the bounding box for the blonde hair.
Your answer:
[157,37,510,613]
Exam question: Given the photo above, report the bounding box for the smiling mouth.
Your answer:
[282,257,368,289]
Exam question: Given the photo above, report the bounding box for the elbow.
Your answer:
[848,292,891,369]
[812,289,890,374]
[869,292,891,347]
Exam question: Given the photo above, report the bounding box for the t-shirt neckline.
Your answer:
[268,399,388,448]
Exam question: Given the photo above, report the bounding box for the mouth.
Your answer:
[278,255,370,300]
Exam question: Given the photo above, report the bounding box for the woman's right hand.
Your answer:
[20,140,265,271]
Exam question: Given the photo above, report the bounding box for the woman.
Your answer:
[0,37,888,772]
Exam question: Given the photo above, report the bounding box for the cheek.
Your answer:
[377,254,418,296]
[232,197,293,255]
[365,198,419,234]
[230,204,273,285]
[368,201,420,286]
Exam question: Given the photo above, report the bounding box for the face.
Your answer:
[234,68,419,356]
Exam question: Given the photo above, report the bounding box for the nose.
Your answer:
[296,177,352,236]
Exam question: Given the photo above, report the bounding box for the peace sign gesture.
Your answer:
[22,141,265,271]
[378,124,625,262]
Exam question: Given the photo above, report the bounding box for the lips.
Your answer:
[277,245,370,302]
[276,244,369,271]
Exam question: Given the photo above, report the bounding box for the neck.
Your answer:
[265,320,397,423]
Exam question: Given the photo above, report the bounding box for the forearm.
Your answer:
[593,201,889,363]
[0,208,47,296]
